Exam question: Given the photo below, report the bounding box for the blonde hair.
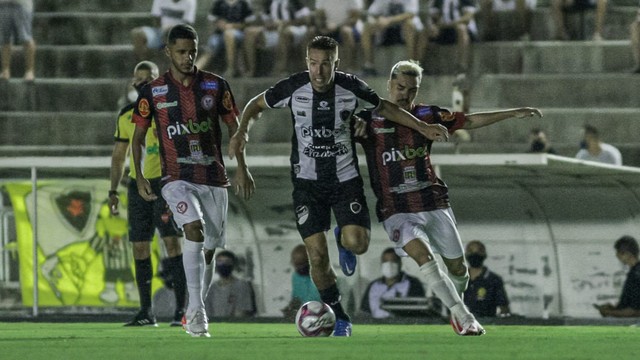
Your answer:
[389,60,423,84]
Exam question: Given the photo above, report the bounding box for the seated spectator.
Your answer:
[551,0,607,40]
[204,250,256,318]
[0,0,36,81]
[312,0,364,73]
[130,0,196,61]
[244,0,312,78]
[631,5,640,73]
[463,240,511,318]
[196,0,255,78]
[595,235,640,317]
[575,124,622,165]
[478,0,535,41]
[360,247,425,319]
[421,0,478,75]
[281,244,321,320]
[361,0,424,76]
[528,128,557,154]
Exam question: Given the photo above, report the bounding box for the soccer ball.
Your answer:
[295,301,336,337]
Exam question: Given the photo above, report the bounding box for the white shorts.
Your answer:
[382,208,464,260]
[161,180,228,250]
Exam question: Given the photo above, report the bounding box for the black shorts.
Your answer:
[292,177,370,239]
[564,0,596,12]
[127,178,182,242]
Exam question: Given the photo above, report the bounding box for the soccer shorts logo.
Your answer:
[349,201,362,214]
[296,206,309,225]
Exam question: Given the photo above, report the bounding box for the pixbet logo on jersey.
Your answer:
[381,145,428,165]
[301,126,343,138]
[166,118,214,139]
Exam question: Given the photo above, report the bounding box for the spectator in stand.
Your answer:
[421,0,478,75]
[477,0,534,41]
[196,0,255,78]
[360,247,425,319]
[0,0,35,81]
[551,0,607,40]
[528,128,557,154]
[630,4,640,73]
[463,240,511,318]
[361,0,424,76]
[312,0,364,74]
[280,244,321,320]
[594,235,640,317]
[204,250,257,318]
[244,0,312,78]
[130,0,196,61]
[575,124,622,165]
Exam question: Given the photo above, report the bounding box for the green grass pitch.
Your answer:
[0,322,638,360]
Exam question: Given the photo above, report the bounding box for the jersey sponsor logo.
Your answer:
[176,201,188,214]
[301,126,343,138]
[296,110,306,117]
[222,91,233,111]
[166,118,214,139]
[295,96,310,103]
[152,85,169,97]
[303,143,349,158]
[317,100,330,111]
[338,97,355,103]
[296,205,309,224]
[392,229,400,243]
[138,98,151,118]
[146,143,159,156]
[415,106,432,118]
[381,145,428,165]
[157,100,178,109]
[201,95,214,110]
[200,81,218,90]
[403,166,417,183]
[373,127,395,134]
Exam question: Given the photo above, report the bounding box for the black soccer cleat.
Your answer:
[124,310,158,327]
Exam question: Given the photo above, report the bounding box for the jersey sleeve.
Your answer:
[218,78,240,125]
[434,107,466,133]
[114,105,134,142]
[350,75,381,109]
[264,77,295,109]
[131,85,154,131]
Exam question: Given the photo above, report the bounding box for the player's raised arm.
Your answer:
[377,98,449,142]
[464,107,543,129]
[229,91,268,160]
[131,125,157,201]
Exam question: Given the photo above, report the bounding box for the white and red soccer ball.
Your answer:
[295,301,336,337]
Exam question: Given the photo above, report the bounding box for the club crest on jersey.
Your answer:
[349,201,362,214]
[176,201,188,214]
[138,98,151,118]
[222,91,233,111]
[317,101,330,111]
[296,206,309,224]
[201,81,218,90]
[152,85,168,97]
[440,111,456,122]
[201,95,214,110]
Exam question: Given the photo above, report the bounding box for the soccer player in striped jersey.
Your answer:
[229,36,448,336]
[132,24,255,338]
[355,59,542,335]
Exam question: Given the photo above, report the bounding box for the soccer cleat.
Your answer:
[170,309,185,327]
[334,227,357,276]
[333,319,352,337]
[124,309,158,327]
[450,313,485,336]
[184,309,210,338]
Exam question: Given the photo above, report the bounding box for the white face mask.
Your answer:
[381,261,399,279]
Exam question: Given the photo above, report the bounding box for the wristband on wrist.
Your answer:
[108,190,118,197]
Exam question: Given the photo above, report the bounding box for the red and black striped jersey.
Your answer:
[132,68,239,187]
[357,104,466,222]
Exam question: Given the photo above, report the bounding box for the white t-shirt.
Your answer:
[151,0,197,30]
[575,143,623,165]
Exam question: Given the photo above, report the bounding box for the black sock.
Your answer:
[319,284,350,322]
[165,255,187,311]
[134,258,153,311]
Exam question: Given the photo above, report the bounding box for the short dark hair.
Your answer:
[134,61,159,78]
[307,35,338,53]
[215,250,237,266]
[381,247,401,265]
[166,24,198,45]
[615,236,639,257]
[583,125,599,137]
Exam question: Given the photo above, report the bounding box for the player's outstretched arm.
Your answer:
[227,119,255,200]
[229,91,267,160]
[464,107,543,130]
[377,99,449,141]
[131,125,157,201]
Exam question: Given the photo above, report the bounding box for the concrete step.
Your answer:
[38,0,150,12]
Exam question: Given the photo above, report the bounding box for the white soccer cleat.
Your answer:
[450,313,486,336]
[184,309,210,338]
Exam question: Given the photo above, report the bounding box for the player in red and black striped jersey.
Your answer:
[355,60,542,335]
[229,36,449,336]
[131,24,254,338]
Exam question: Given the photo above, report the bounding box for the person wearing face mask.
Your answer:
[594,236,640,317]
[204,250,256,318]
[528,128,557,154]
[463,240,510,318]
[109,61,187,327]
[360,248,425,319]
[281,244,322,319]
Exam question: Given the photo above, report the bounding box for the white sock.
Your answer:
[182,239,205,313]
[420,261,463,310]
[448,270,470,299]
